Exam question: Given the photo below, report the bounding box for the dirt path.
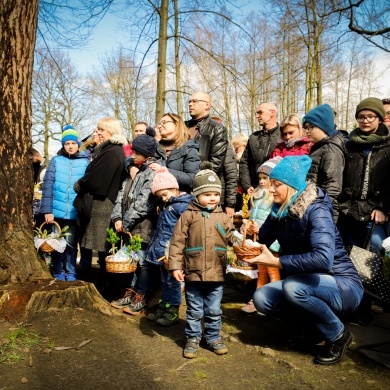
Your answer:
[1,281,390,390]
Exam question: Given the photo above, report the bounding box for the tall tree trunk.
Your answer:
[155,0,169,123]
[173,0,183,117]
[0,0,49,283]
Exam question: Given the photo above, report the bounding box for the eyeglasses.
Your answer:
[303,123,315,132]
[158,120,175,126]
[188,99,208,104]
[385,111,390,117]
[356,115,378,123]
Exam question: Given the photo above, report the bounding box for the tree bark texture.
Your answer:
[0,280,115,322]
[0,0,49,283]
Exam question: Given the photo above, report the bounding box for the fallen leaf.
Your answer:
[48,280,56,286]
[29,355,33,367]
[77,339,92,349]
[53,346,75,351]
[21,377,28,383]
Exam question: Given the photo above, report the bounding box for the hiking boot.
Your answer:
[53,272,65,281]
[156,305,179,326]
[314,328,353,365]
[147,300,166,322]
[110,288,136,309]
[183,338,200,359]
[207,339,228,355]
[123,293,146,316]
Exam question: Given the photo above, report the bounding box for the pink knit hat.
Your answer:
[151,171,179,194]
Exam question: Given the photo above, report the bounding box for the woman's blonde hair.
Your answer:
[280,113,304,138]
[232,133,249,148]
[160,113,189,147]
[97,116,123,137]
[271,180,298,218]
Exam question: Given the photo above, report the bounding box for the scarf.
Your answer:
[284,137,308,149]
[349,124,390,145]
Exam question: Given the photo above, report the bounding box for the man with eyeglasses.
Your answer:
[302,104,345,222]
[185,91,228,175]
[382,98,390,128]
[239,102,280,194]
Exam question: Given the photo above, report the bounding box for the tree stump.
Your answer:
[0,279,117,322]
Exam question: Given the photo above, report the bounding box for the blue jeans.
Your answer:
[51,219,79,276]
[161,267,182,307]
[185,282,224,343]
[253,274,344,342]
[132,247,148,294]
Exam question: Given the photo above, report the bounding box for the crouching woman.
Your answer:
[245,155,363,365]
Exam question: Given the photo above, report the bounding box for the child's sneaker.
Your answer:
[53,273,66,281]
[183,338,200,359]
[147,300,166,322]
[122,293,146,316]
[65,273,77,282]
[110,288,136,309]
[207,339,228,355]
[156,305,179,326]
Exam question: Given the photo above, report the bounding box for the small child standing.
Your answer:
[41,126,89,281]
[111,128,162,314]
[241,156,282,313]
[145,170,194,326]
[169,163,235,358]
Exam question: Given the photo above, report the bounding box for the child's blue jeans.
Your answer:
[51,219,79,276]
[184,282,224,343]
[161,267,182,307]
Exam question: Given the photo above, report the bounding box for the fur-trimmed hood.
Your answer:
[289,182,318,219]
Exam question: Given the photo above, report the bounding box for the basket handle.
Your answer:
[120,231,132,249]
[39,220,62,234]
[242,221,257,247]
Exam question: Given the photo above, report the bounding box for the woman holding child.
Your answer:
[245,155,363,365]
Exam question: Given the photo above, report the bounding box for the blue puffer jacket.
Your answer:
[259,185,363,314]
[41,150,89,220]
[145,193,194,265]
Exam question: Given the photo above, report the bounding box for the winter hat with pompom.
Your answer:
[193,161,221,197]
[151,170,179,194]
[132,126,157,157]
[62,124,81,146]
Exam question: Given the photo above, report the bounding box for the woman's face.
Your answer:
[357,110,381,134]
[383,103,390,126]
[158,116,177,140]
[270,180,289,204]
[282,124,301,141]
[95,125,112,142]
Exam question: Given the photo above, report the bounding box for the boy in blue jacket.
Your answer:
[41,126,89,281]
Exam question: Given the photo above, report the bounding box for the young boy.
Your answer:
[41,125,89,281]
[145,170,194,326]
[169,162,235,358]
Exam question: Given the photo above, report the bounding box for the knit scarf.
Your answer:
[349,124,390,145]
[270,186,307,219]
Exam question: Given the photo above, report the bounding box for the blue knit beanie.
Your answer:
[270,155,312,193]
[62,124,81,146]
[303,104,336,137]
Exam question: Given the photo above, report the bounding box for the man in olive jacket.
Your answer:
[239,102,280,194]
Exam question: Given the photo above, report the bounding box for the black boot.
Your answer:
[314,328,353,365]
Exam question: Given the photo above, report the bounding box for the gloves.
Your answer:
[73,180,81,193]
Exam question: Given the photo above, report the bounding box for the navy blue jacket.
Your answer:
[145,193,193,265]
[260,187,363,313]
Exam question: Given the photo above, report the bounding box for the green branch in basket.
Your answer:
[34,224,71,239]
[106,228,120,255]
[128,234,143,253]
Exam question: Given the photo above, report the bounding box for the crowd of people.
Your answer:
[32,94,390,364]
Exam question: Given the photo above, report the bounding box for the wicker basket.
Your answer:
[232,222,261,267]
[105,232,138,273]
[38,221,62,253]
[228,258,257,282]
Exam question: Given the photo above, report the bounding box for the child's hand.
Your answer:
[172,269,184,282]
[250,220,259,233]
[114,220,123,232]
[129,166,139,180]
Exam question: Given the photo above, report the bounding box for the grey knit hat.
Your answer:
[355,97,385,121]
[193,162,221,196]
[257,156,283,176]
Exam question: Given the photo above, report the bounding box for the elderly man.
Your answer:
[239,102,280,194]
[186,91,228,175]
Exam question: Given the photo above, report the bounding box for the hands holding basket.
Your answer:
[244,244,282,269]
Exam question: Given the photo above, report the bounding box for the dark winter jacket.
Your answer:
[338,123,390,221]
[111,158,162,243]
[169,201,235,282]
[239,126,280,191]
[76,137,126,203]
[220,146,237,208]
[156,139,200,193]
[145,193,194,265]
[260,185,363,314]
[41,150,89,220]
[185,115,228,174]
[307,131,345,221]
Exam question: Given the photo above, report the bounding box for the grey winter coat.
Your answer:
[220,146,237,208]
